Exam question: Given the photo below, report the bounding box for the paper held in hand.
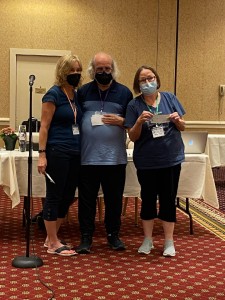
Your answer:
[151,114,170,124]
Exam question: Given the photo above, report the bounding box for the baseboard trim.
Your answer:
[185,121,225,133]
[0,118,10,126]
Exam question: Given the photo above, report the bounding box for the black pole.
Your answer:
[12,75,43,268]
[25,85,33,257]
[174,0,180,95]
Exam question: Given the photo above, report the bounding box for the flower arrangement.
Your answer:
[0,127,18,140]
[0,127,18,150]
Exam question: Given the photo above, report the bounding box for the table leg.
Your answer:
[176,197,194,234]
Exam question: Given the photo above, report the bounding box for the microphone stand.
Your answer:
[12,76,43,268]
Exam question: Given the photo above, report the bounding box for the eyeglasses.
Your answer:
[95,67,112,74]
[139,76,156,84]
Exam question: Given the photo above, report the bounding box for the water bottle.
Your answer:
[18,125,27,152]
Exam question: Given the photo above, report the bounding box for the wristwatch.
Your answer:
[38,149,46,153]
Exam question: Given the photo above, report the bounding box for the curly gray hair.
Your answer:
[87,52,119,80]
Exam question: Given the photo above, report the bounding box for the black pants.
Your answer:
[137,164,181,222]
[78,165,126,236]
[43,147,80,221]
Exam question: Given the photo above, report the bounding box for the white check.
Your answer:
[151,114,170,124]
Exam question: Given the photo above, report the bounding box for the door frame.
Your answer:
[10,48,71,128]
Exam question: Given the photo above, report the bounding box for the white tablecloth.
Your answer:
[0,149,219,209]
[0,152,20,208]
[177,154,218,207]
[0,150,45,208]
[206,134,225,167]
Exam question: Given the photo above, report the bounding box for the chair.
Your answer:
[65,196,104,224]
[122,196,140,226]
[97,197,104,222]
[21,117,40,151]
[96,196,139,225]
[22,117,40,132]
[124,137,140,225]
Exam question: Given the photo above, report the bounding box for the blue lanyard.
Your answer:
[98,88,110,112]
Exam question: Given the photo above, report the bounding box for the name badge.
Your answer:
[91,113,104,126]
[72,125,80,135]
[152,126,164,138]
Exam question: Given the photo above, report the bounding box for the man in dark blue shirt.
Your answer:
[77,52,133,253]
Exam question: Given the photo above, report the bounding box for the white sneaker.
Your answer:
[138,237,154,254]
[163,240,176,257]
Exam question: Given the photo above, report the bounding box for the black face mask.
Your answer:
[67,73,81,87]
[95,72,113,85]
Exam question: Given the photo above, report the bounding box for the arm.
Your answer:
[101,86,133,128]
[128,110,152,142]
[37,102,55,174]
[101,114,125,127]
[169,112,186,131]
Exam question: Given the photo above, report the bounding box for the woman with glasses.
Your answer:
[124,65,185,257]
[37,54,83,256]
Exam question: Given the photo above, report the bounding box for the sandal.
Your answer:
[47,245,77,256]
[44,240,69,248]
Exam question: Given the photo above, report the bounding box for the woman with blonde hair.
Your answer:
[38,54,83,256]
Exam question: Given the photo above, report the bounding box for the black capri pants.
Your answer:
[43,147,80,221]
[137,164,181,222]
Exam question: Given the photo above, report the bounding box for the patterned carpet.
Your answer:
[0,186,225,300]
[178,197,225,240]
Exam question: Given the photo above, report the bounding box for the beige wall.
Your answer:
[0,0,225,132]
[0,0,176,123]
[177,0,225,122]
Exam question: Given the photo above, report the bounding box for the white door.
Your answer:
[10,49,71,130]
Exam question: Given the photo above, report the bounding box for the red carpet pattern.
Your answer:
[0,188,225,299]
